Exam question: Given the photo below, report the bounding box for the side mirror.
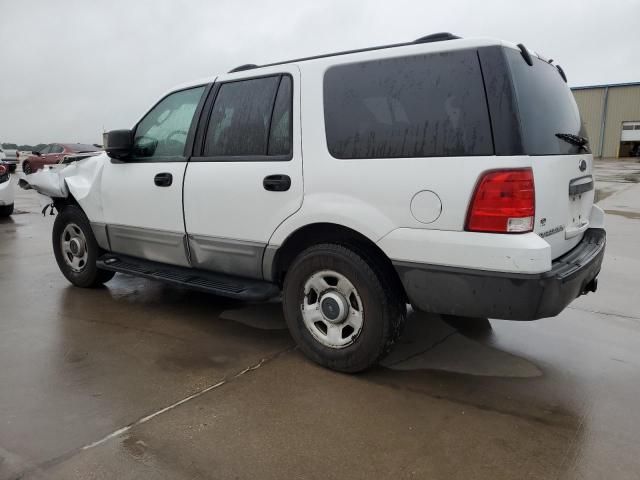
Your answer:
[104,129,133,160]
[32,151,42,156]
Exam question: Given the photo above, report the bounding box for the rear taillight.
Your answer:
[0,165,7,176]
[466,168,535,233]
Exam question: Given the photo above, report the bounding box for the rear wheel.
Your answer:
[0,203,13,217]
[52,206,115,287]
[283,243,405,373]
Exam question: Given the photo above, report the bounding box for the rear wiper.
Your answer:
[555,133,589,151]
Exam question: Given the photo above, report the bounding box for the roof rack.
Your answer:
[228,64,258,73]
[414,32,460,44]
[228,33,461,73]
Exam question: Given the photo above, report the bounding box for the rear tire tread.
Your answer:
[283,243,406,372]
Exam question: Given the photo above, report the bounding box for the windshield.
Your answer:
[505,48,588,155]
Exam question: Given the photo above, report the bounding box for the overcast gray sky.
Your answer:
[1,0,639,145]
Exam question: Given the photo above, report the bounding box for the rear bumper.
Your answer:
[394,228,606,320]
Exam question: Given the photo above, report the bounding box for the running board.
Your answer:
[97,254,280,301]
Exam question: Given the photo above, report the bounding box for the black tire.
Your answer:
[52,206,115,287]
[22,162,32,175]
[283,243,406,373]
[0,203,14,217]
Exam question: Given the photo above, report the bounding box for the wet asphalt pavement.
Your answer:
[1,160,640,479]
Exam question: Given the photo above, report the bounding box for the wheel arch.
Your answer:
[266,222,407,301]
[52,190,80,211]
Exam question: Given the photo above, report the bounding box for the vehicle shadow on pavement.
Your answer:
[382,310,542,378]
[59,274,542,381]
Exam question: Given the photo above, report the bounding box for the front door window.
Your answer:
[133,86,205,160]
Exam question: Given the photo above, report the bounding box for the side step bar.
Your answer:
[97,254,280,301]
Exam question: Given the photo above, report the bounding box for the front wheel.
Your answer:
[0,203,14,217]
[22,162,32,175]
[283,244,406,373]
[52,206,115,287]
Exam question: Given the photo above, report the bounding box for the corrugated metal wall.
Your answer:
[602,86,640,157]
[572,85,640,158]
[573,88,605,157]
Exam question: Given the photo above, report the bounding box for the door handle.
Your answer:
[154,172,173,187]
[263,174,291,192]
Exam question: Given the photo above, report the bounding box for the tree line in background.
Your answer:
[2,143,47,152]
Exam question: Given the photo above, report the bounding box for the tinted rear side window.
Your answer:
[505,48,586,155]
[204,76,280,157]
[268,76,293,156]
[323,50,493,159]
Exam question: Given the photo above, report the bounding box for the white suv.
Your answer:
[0,159,14,217]
[31,33,605,372]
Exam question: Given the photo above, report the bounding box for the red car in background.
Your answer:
[22,143,101,174]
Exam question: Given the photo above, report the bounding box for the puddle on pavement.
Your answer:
[382,310,542,378]
[94,275,540,378]
[219,301,287,330]
[604,209,640,220]
[595,188,617,203]
[219,302,541,377]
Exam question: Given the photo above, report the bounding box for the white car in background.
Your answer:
[0,161,14,217]
[0,145,19,172]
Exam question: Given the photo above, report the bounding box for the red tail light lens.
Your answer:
[466,168,535,233]
[0,165,7,176]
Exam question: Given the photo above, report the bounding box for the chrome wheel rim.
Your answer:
[301,270,364,349]
[61,223,88,272]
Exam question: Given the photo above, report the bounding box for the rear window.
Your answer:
[323,50,493,159]
[505,49,587,155]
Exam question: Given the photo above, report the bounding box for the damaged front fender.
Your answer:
[20,152,108,221]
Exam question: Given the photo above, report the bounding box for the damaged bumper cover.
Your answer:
[19,165,70,198]
[19,151,104,200]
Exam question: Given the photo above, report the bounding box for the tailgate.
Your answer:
[532,154,595,258]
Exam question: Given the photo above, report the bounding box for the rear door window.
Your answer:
[267,76,293,156]
[505,48,586,155]
[323,50,493,159]
[203,75,292,158]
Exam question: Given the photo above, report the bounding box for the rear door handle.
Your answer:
[154,172,173,187]
[263,174,291,192]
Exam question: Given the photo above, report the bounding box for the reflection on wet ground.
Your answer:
[383,313,542,378]
[604,209,640,220]
[2,161,640,479]
[594,158,640,202]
